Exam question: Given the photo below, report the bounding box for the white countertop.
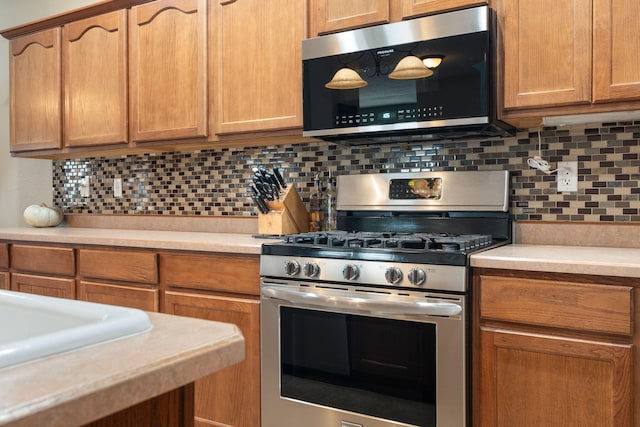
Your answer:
[0,226,275,254]
[471,244,640,278]
[0,311,244,427]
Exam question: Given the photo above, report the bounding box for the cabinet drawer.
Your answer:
[11,273,75,299]
[11,244,75,276]
[479,275,633,336]
[0,243,8,269]
[161,253,259,295]
[78,249,158,284]
[78,280,159,312]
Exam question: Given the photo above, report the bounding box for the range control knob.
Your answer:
[284,260,300,276]
[342,264,360,281]
[385,267,403,285]
[408,268,427,286]
[302,262,320,278]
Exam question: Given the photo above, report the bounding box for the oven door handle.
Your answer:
[261,285,462,317]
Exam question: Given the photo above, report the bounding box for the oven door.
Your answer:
[261,279,467,427]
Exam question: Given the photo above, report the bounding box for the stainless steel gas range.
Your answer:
[260,170,511,427]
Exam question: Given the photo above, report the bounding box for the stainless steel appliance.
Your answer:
[260,170,511,427]
[302,6,514,143]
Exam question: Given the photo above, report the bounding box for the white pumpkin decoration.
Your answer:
[23,203,64,228]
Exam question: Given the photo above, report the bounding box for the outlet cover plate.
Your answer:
[557,161,578,192]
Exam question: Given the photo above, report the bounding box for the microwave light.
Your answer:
[325,68,368,90]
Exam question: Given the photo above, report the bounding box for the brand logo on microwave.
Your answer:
[377,49,394,56]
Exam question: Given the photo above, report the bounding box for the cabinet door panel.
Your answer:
[501,0,592,109]
[130,0,208,142]
[11,273,75,299]
[0,272,9,290]
[63,10,128,147]
[309,0,389,35]
[215,0,304,133]
[10,28,61,152]
[401,0,485,19]
[78,281,159,311]
[477,329,633,427]
[165,291,260,427]
[593,0,640,102]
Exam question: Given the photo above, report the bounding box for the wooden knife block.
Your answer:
[258,185,309,235]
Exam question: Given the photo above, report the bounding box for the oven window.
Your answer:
[280,307,437,427]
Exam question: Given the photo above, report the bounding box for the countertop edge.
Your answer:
[0,227,274,255]
[471,244,640,278]
[0,312,245,427]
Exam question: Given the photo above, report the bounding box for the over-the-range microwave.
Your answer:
[302,6,514,144]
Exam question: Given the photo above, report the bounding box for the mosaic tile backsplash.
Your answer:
[52,121,640,222]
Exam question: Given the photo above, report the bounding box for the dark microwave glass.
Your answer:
[280,306,437,427]
[303,31,489,133]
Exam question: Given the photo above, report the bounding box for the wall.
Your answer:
[0,0,96,226]
[53,119,640,222]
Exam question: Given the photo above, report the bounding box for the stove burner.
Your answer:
[283,231,492,252]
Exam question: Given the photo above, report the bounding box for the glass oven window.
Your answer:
[280,307,437,427]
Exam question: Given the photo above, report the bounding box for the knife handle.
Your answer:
[273,167,287,188]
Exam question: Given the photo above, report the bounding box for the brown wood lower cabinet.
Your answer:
[473,269,636,427]
[165,290,260,427]
[6,241,260,427]
[11,272,75,298]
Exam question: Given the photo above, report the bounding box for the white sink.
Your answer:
[0,290,152,369]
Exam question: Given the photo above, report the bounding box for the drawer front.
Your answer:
[79,249,158,284]
[11,273,76,299]
[78,280,159,312]
[11,244,75,276]
[0,243,8,269]
[479,275,633,336]
[161,253,260,295]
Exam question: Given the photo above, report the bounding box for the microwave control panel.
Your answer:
[335,106,445,127]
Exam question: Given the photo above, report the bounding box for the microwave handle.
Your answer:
[261,285,462,317]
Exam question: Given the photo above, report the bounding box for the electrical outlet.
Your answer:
[113,178,123,198]
[557,161,578,192]
[80,176,91,198]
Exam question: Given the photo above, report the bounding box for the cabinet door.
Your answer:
[401,0,486,19]
[9,28,61,152]
[593,0,640,102]
[308,0,389,35]
[11,244,75,277]
[0,272,9,290]
[63,11,128,147]
[214,0,304,134]
[78,281,159,311]
[476,328,633,427]
[165,291,260,427]
[129,0,208,142]
[500,0,592,109]
[11,273,75,299]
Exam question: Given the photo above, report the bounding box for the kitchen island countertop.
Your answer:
[0,226,274,254]
[0,311,244,427]
[471,244,640,278]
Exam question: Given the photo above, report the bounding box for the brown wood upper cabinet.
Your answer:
[129,0,208,143]
[498,0,640,111]
[9,28,62,152]
[308,0,486,35]
[63,11,128,147]
[213,0,305,134]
